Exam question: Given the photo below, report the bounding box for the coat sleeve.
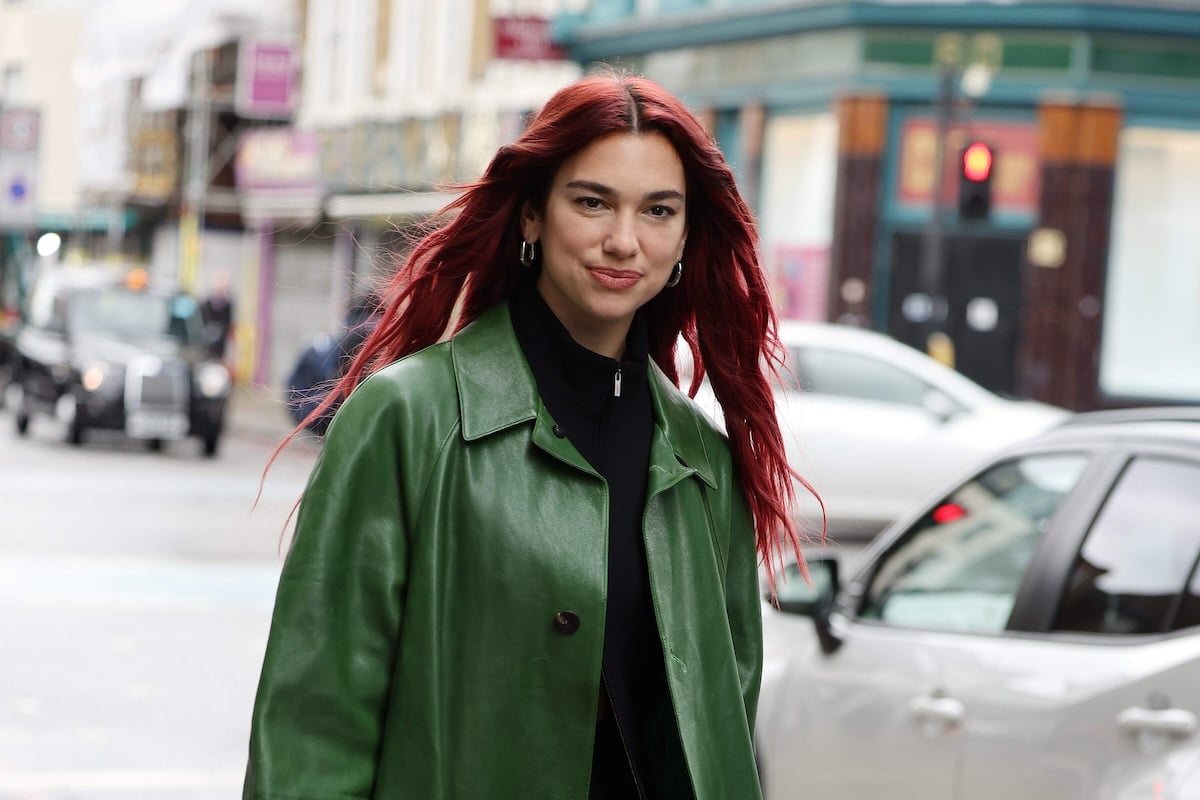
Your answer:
[725,489,764,737]
[244,375,411,800]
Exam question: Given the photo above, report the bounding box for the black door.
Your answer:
[888,231,1026,396]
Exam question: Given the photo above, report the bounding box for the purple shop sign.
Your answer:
[236,127,320,192]
[236,40,296,119]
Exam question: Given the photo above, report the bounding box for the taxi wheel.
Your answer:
[146,438,164,452]
[202,433,220,458]
[13,386,29,436]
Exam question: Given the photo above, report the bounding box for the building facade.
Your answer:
[557,0,1200,409]
[227,0,584,388]
[0,0,88,321]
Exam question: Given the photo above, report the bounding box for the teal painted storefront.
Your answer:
[557,1,1200,406]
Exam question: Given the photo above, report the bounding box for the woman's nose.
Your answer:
[603,214,639,259]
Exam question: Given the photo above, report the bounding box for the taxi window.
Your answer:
[69,288,195,343]
[1054,457,1200,635]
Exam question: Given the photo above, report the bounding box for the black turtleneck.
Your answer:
[509,282,673,799]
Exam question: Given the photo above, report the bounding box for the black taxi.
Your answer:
[9,266,230,456]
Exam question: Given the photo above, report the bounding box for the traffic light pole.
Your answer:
[917,65,957,347]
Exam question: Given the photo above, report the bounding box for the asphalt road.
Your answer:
[0,396,317,799]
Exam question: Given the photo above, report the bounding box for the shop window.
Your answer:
[1100,127,1200,402]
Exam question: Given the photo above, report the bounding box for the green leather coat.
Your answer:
[244,303,763,799]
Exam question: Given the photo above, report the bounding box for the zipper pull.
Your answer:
[613,367,622,398]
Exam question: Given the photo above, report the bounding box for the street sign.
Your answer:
[0,108,40,230]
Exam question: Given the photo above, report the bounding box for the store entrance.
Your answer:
[888,231,1028,397]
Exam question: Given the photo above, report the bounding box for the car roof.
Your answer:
[1047,407,1200,444]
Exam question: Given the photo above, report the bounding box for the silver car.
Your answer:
[758,407,1200,800]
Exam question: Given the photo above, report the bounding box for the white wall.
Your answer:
[758,112,839,320]
[0,2,86,215]
[1100,126,1200,402]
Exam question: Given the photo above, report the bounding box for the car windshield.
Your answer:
[68,288,202,345]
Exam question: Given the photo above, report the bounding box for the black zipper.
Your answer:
[602,674,648,800]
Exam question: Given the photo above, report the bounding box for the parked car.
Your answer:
[8,266,231,455]
[757,407,1200,800]
[691,321,1067,539]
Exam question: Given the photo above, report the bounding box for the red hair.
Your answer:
[278,68,820,587]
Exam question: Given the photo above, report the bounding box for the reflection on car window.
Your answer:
[1054,458,1200,635]
[789,346,953,410]
[860,453,1089,634]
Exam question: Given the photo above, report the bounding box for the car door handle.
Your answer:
[1117,707,1198,739]
[909,693,965,724]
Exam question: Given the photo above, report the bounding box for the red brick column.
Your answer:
[1019,99,1121,410]
[827,94,888,325]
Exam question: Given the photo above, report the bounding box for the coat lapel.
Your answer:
[450,302,720,490]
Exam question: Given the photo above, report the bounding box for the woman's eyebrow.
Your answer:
[565,180,684,203]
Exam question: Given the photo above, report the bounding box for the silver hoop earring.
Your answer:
[519,240,537,267]
[665,261,683,288]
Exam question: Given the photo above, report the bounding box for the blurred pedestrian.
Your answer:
[283,291,382,435]
[200,270,234,360]
[245,68,815,800]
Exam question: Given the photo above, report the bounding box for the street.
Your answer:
[0,395,865,800]
[0,399,317,799]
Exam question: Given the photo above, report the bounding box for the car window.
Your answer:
[1053,458,1200,635]
[788,345,958,411]
[859,453,1090,634]
[69,288,201,345]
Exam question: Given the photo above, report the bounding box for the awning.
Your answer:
[325,191,462,221]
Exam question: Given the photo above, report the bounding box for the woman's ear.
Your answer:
[520,201,541,243]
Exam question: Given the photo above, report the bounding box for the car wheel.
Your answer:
[202,432,220,458]
[146,438,163,452]
[13,385,29,436]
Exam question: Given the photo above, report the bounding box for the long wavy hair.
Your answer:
[280,68,820,587]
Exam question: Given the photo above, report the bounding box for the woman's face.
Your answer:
[521,131,688,358]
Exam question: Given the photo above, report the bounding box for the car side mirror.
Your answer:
[770,557,844,654]
[922,389,958,424]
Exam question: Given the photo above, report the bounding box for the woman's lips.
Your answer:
[588,267,641,290]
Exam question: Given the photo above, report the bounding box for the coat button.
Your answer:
[553,610,581,635]
[552,424,566,438]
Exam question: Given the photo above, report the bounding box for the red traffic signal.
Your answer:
[958,141,994,220]
[962,142,993,182]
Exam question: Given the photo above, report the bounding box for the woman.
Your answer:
[245,69,813,800]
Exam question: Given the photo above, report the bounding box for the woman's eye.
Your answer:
[577,197,604,210]
[648,205,677,218]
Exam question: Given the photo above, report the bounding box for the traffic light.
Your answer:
[957,141,994,220]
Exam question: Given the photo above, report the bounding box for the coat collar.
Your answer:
[450,303,717,490]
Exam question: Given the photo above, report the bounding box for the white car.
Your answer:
[756,407,1200,800]
[691,321,1067,539]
